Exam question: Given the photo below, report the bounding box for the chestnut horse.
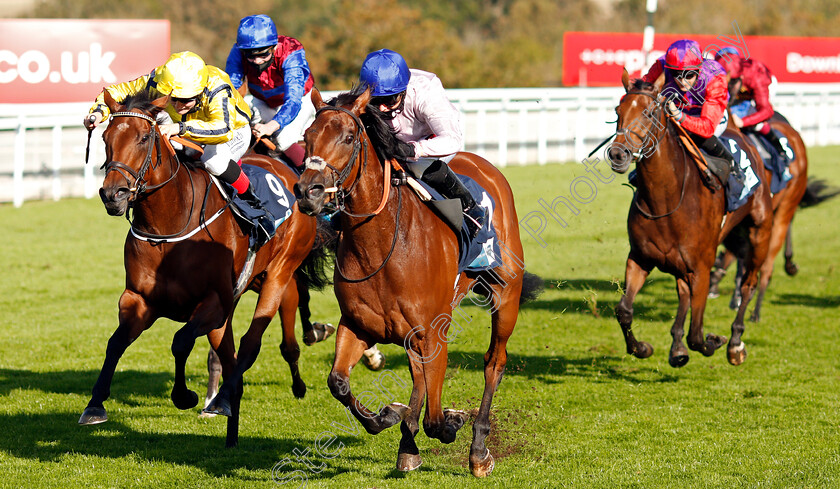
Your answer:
[708,114,809,321]
[79,90,321,447]
[607,71,773,367]
[294,87,541,477]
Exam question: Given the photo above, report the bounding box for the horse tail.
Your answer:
[295,215,338,291]
[799,177,840,208]
[519,271,545,305]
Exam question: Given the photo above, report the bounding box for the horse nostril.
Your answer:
[307,184,325,199]
[293,182,304,200]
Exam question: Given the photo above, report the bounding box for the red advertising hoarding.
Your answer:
[0,19,170,103]
[563,30,840,86]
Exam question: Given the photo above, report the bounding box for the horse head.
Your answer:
[98,89,169,216]
[295,87,372,216]
[608,69,667,173]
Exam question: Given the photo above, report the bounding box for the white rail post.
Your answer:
[518,105,528,165]
[52,125,62,201]
[13,117,26,207]
[537,94,548,165]
[497,98,509,167]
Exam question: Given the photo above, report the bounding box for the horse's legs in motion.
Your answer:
[668,277,692,368]
[171,292,229,411]
[615,256,654,358]
[784,221,798,276]
[419,315,467,446]
[201,322,238,443]
[709,250,735,298]
[79,291,154,425]
[469,285,520,478]
[327,322,409,435]
[199,316,234,419]
[396,356,427,472]
[729,260,744,311]
[728,225,770,365]
[752,198,799,322]
[278,282,307,398]
[686,266,728,356]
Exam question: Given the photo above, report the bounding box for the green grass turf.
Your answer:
[0,146,838,488]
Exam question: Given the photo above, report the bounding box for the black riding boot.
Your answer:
[694,135,736,187]
[219,159,265,210]
[762,129,791,163]
[421,159,486,239]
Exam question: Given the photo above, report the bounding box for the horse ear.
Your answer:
[311,87,327,110]
[102,89,122,112]
[152,94,169,109]
[352,86,372,115]
[621,69,631,92]
[653,72,666,92]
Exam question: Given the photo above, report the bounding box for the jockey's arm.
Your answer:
[740,79,774,128]
[178,91,235,145]
[87,74,153,123]
[679,76,728,139]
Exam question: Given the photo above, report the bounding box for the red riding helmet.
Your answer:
[664,39,703,72]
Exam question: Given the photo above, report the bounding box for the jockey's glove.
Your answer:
[666,101,684,122]
[394,139,416,161]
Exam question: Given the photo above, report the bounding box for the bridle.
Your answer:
[103,110,210,242]
[308,104,403,282]
[618,90,689,219]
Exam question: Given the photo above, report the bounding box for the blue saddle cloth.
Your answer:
[415,175,502,274]
[719,136,762,212]
[222,164,295,248]
[731,101,794,193]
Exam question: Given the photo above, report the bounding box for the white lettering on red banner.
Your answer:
[0,19,170,103]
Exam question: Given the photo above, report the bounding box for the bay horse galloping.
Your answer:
[79,90,322,447]
[709,113,810,321]
[295,87,541,477]
[608,71,773,367]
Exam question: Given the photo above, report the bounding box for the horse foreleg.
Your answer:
[668,278,692,368]
[199,320,236,418]
[419,319,461,444]
[80,290,154,425]
[686,268,727,356]
[615,255,653,358]
[752,197,798,322]
[171,292,227,411]
[327,322,409,435]
[729,225,770,365]
[396,356,427,472]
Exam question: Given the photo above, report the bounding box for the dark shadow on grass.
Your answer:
[0,411,377,479]
[772,294,840,308]
[0,368,170,401]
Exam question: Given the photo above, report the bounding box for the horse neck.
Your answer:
[635,122,689,208]
[131,155,206,233]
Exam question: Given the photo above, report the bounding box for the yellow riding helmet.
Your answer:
[156,51,209,98]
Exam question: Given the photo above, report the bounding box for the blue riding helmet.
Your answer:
[360,49,411,97]
[235,15,278,50]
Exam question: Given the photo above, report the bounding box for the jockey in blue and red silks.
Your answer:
[714,47,790,163]
[642,39,735,181]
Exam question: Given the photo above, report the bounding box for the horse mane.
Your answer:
[120,90,166,118]
[328,85,405,164]
[631,79,656,92]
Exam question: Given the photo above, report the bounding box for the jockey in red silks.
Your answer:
[642,39,735,181]
[714,47,789,162]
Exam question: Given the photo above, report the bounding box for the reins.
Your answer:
[310,104,404,282]
[620,91,690,219]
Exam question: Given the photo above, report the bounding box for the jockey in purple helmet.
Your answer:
[359,48,485,238]
[642,39,735,182]
[226,14,316,172]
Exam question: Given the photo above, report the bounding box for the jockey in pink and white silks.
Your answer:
[359,49,486,239]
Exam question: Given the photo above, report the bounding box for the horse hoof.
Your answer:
[708,289,720,299]
[668,353,690,368]
[292,379,307,399]
[380,402,411,428]
[203,396,232,417]
[171,388,199,410]
[703,333,728,356]
[444,409,469,432]
[632,341,654,359]
[469,449,495,478]
[749,312,760,323]
[303,322,336,346]
[362,348,386,371]
[197,411,217,419]
[79,406,108,425]
[785,261,799,276]
[396,453,422,472]
[727,342,747,366]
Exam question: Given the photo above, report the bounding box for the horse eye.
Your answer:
[343,134,354,144]
[140,134,150,144]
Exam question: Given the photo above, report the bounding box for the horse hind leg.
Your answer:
[686,268,728,356]
[784,222,798,276]
[615,256,654,359]
[729,223,771,365]
[709,249,735,299]
[278,283,306,398]
[397,357,427,472]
